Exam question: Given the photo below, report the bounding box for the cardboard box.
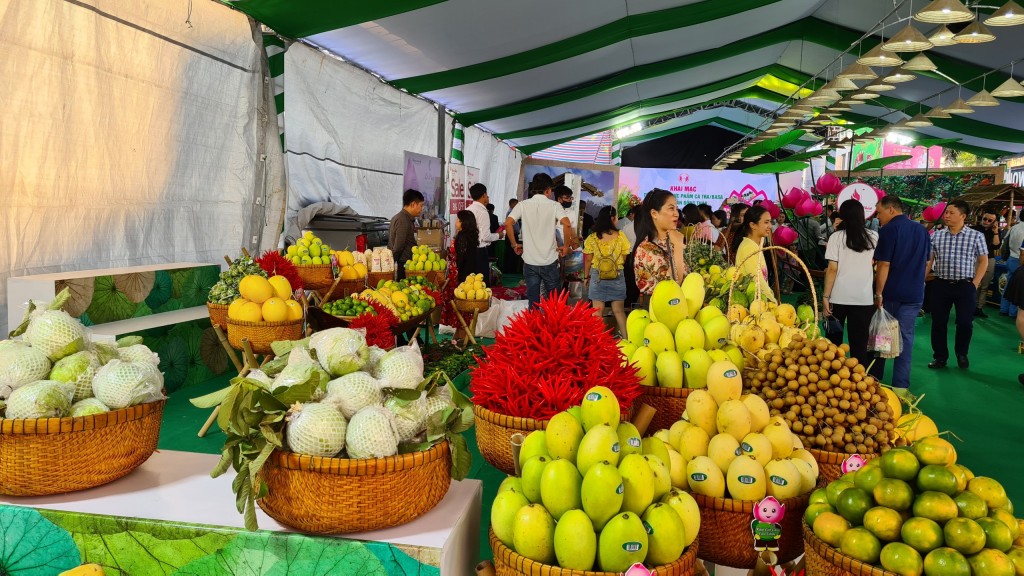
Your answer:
[417,227,444,251]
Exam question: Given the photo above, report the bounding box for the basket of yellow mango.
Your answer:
[453,273,492,314]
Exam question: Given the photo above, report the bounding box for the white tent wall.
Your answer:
[461,125,524,216]
[0,0,265,335]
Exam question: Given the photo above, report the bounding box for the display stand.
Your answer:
[0,450,482,575]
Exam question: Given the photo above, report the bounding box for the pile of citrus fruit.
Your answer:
[227,275,303,323]
[806,435,1023,575]
[321,296,374,318]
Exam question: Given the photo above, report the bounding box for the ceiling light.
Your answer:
[906,114,934,127]
[966,89,1000,106]
[883,68,917,83]
[925,105,952,118]
[985,1,1024,25]
[865,81,897,92]
[914,0,975,23]
[945,97,975,114]
[929,25,958,45]
[903,53,937,71]
[857,45,905,67]
[837,63,878,80]
[882,24,935,51]
[954,20,997,43]
[851,91,882,100]
[991,77,1024,97]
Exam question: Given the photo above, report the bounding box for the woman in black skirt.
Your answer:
[1003,263,1024,387]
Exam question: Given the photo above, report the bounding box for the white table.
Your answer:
[1,450,482,575]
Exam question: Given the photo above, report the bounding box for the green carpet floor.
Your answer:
[157,301,1023,565]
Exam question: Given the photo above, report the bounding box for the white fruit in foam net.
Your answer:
[92,359,165,409]
[374,343,424,389]
[324,372,382,419]
[5,380,75,419]
[345,406,400,459]
[310,328,369,378]
[385,390,429,442]
[118,344,159,365]
[285,402,348,458]
[70,397,110,417]
[0,342,52,399]
[49,350,101,402]
[26,309,87,362]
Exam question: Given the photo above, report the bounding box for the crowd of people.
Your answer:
[393,180,1024,390]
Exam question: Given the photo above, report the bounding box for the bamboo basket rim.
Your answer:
[473,404,548,431]
[692,488,812,512]
[0,399,166,435]
[638,386,693,398]
[269,440,449,476]
[225,316,305,328]
[808,448,879,465]
[802,524,897,576]
[489,527,698,576]
[294,263,334,270]
[206,301,229,309]
[728,244,819,324]
[454,297,491,303]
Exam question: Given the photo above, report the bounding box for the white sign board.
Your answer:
[447,164,481,235]
[836,182,879,219]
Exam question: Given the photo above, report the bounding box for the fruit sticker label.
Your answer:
[751,496,785,552]
[613,442,622,453]
[585,392,602,402]
[770,475,788,486]
[643,521,654,535]
[627,438,641,449]
[683,361,690,369]
[725,369,738,378]
[738,475,757,485]
[616,483,624,495]
[690,473,707,482]
[622,542,643,553]
[669,298,681,306]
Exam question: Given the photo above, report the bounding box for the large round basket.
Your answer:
[295,264,335,290]
[226,317,304,355]
[692,491,810,569]
[802,524,896,576]
[810,449,877,486]
[454,298,491,314]
[490,528,698,576]
[367,270,395,289]
[257,441,451,534]
[406,269,445,287]
[474,405,547,475]
[637,386,691,436]
[207,302,229,330]
[0,400,166,496]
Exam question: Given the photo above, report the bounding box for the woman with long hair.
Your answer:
[633,189,687,300]
[583,206,631,336]
[724,202,749,263]
[823,199,878,364]
[454,209,479,283]
[683,204,712,243]
[731,205,776,301]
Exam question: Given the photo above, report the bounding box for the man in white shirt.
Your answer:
[467,184,503,279]
[506,174,572,308]
[618,206,637,248]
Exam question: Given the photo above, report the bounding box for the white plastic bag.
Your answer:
[868,307,901,359]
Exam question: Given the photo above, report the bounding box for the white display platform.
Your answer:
[87,306,208,342]
[1,449,482,575]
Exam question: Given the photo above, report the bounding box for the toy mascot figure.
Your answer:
[751,496,786,552]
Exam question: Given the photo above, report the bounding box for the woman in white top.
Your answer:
[823,199,878,366]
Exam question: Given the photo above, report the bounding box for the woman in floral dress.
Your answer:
[632,189,687,305]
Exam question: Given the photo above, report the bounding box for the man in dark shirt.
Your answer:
[869,196,930,391]
[388,189,424,280]
[970,210,1000,318]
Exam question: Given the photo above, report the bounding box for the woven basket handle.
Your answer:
[727,245,819,324]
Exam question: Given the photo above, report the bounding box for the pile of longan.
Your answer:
[744,333,894,454]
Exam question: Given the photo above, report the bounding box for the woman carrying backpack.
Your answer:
[583,206,631,337]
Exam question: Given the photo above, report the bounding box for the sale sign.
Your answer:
[448,163,469,214]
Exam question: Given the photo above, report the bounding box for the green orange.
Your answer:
[840,527,882,565]
[855,464,886,494]
[923,547,971,576]
[917,465,958,496]
[1008,546,1024,575]
[913,491,959,525]
[912,436,957,466]
[874,478,915,511]
[880,542,924,576]
[990,508,1021,540]
[902,517,945,555]
[881,448,921,482]
[809,488,829,506]
[967,549,1016,576]
[943,518,986,556]
[968,477,1010,510]
[864,506,905,542]
[827,480,855,507]
[805,503,834,528]
[953,491,988,520]
[978,517,1015,552]
[837,487,875,526]
[814,512,852,548]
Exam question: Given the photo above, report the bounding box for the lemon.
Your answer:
[340,266,359,280]
[227,298,249,320]
[267,276,292,300]
[353,263,368,278]
[238,301,263,322]
[239,275,274,304]
[284,299,303,321]
[261,298,288,322]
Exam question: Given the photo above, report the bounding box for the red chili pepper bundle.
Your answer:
[256,250,304,292]
[470,292,641,420]
[349,299,397,350]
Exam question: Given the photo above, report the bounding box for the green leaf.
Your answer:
[451,406,475,435]
[270,337,310,357]
[37,508,233,576]
[425,409,450,442]
[448,434,472,481]
[189,385,233,409]
[382,387,423,403]
[741,129,806,158]
[398,440,436,454]
[271,377,323,406]
[212,451,234,478]
[172,530,388,575]
[742,161,808,174]
[785,149,830,162]
[853,155,913,172]
[260,356,289,377]
[217,386,241,432]
[0,506,80,575]
[249,442,276,487]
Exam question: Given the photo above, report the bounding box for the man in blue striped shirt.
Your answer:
[926,200,988,369]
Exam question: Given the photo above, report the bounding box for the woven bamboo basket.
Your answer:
[637,386,692,436]
[474,405,547,475]
[692,491,810,569]
[454,298,491,314]
[317,278,365,302]
[226,317,304,355]
[295,264,335,290]
[802,524,896,576]
[367,270,395,289]
[490,528,698,576]
[406,269,445,287]
[207,302,229,329]
[810,449,878,486]
[0,400,166,496]
[257,441,451,534]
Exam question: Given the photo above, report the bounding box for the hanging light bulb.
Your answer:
[954,20,997,43]
[967,89,1000,106]
[884,68,917,83]
[928,25,958,45]
[903,53,937,71]
[985,1,1024,25]
[857,45,905,67]
[837,63,878,80]
[914,0,975,23]
[882,25,935,51]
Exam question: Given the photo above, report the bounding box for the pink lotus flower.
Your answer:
[773,226,798,246]
[795,197,820,217]
[781,187,810,209]
[817,173,844,195]
[761,199,781,219]
[625,563,654,576]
